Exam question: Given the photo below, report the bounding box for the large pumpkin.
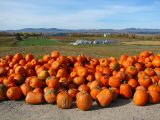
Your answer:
[120,83,132,99]
[76,91,92,111]
[25,92,44,104]
[133,90,148,106]
[56,92,72,109]
[96,89,113,107]
[44,88,57,104]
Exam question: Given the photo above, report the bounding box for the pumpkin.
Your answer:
[144,68,155,77]
[56,92,72,109]
[99,58,109,67]
[89,80,102,90]
[78,84,90,93]
[148,84,160,93]
[73,76,85,85]
[20,83,33,96]
[25,92,44,104]
[96,89,113,107]
[45,76,59,89]
[120,83,132,99]
[37,70,49,81]
[99,75,109,86]
[68,88,79,100]
[76,91,92,111]
[136,86,147,91]
[109,61,119,71]
[110,87,119,101]
[14,73,25,85]
[128,79,138,90]
[126,66,137,76]
[152,56,160,68]
[33,88,43,93]
[90,86,102,100]
[30,77,43,88]
[0,84,7,101]
[133,90,148,106]
[0,67,6,76]
[44,88,57,104]
[108,76,121,88]
[25,53,34,62]
[76,66,88,77]
[86,74,95,82]
[148,90,160,104]
[7,86,22,100]
[138,75,152,88]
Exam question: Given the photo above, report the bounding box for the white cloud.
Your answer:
[0,1,158,29]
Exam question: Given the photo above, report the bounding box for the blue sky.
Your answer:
[0,0,160,30]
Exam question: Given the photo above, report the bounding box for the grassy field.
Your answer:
[16,38,62,46]
[0,44,159,59]
[0,36,159,58]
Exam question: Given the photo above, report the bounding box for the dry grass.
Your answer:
[122,40,160,46]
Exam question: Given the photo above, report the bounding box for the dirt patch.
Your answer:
[0,100,159,120]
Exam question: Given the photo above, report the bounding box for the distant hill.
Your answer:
[1,28,160,34]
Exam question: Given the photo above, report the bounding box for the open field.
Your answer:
[0,44,159,58]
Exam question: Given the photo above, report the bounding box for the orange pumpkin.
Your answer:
[148,90,160,104]
[25,92,44,104]
[90,86,102,100]
[120,83,132,99]
[96,89,113,107]
[108,76,121,88]
[78,84,90,93]
[20,83,33,96]
[56,92,72,109]
[76,91,92,111]
[133,90,148,106]
[30,77,43,88]
[73,76,85,86]
[44,88,57,104]
[7,86,22,100]
[45,76,59,89]
[138,75,152,88]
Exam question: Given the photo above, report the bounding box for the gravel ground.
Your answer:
[0,99,160,120]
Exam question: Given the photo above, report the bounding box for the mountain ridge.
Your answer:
[1,28,160,34]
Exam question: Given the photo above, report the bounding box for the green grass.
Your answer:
[16,38,62,46]
[0,44,159,59]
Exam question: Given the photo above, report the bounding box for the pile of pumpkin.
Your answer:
[0,51,160,111]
